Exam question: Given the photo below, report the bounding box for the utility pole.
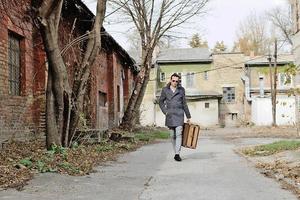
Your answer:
[268,53,274,125]
[272,39,278,127]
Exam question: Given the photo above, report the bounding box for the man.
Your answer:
[159,73,191,162]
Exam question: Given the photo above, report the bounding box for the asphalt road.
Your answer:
[0,137,297,200]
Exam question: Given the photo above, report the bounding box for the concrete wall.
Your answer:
[141,66,157,126]
[141,99,219,127]
[188,99,219,126]
[251,95,296,126]
[212,53,246,126]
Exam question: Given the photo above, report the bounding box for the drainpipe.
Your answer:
[241,75,252,101]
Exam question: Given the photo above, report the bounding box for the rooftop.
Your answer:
[156,48,212,64]
[245,54,294,66]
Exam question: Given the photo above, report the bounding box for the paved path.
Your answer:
[0,137,297,200]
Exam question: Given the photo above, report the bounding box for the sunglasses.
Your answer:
[172,80,179,83]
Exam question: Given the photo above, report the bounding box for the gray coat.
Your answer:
[159,83,191,128]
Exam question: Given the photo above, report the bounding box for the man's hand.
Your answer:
[187,118,191,124]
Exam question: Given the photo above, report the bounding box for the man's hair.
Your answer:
[170,73,180,79]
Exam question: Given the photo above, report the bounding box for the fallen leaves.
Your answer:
[0,139,143,190]
[0,127,168,190]
[256,160,300,198]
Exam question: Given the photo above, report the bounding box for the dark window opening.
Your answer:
[205,102,210,108]
[8,33,21,95]
[99,91,107,107]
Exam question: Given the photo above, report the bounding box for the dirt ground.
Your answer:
[202,126,300,139]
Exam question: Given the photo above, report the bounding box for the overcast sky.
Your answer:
[83,0,289,50]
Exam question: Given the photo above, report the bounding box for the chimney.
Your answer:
[259,76,264,98]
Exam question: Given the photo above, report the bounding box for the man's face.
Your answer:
[170,76,179,87]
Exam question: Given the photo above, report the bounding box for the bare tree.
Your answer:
[233,13,271,56]
[109,0,210,129]
[32,0,107,148]
[267,7,293,46]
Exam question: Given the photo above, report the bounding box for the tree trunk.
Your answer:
[38,1,72,149]
[121,47,153,130]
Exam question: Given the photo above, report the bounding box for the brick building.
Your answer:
[0,0,137,143]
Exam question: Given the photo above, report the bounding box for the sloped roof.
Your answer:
[70,0,138,73]
[245,54,294,66]
[156,48,212,63]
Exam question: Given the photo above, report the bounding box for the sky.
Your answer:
[83,0,289,51]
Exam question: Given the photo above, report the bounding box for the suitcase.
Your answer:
[182,123,200,149]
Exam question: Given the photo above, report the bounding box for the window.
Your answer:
[204,71,208,80]
[186,72,195,88]
[223,87,235,103]
[160,72,165,82]
[8,33,21,95]
[205,102,209,108]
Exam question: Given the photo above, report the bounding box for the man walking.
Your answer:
[159,73,191,161]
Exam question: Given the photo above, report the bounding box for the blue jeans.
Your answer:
[169,126,183,154]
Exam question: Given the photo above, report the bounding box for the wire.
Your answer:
[148,54,267,81]
[148,39,293,82]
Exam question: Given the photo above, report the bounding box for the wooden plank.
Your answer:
[191,126,200,148]
[182,123,189,146]
[186,126,194,147]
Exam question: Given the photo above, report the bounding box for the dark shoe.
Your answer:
[174,154,182,162]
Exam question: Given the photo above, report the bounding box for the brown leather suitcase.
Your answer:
[182,123,200,149]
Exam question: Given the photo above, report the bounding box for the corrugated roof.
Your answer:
[156,48,212,63]
[245,54,294,66]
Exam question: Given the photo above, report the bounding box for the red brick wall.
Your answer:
[89,50,109,129]
[0,1,38,141]
[107,53,115,128]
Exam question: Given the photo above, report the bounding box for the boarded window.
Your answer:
[223,87,235,103]
[8,33,21,95]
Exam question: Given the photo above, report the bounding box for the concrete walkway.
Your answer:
[0,137,297,200]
